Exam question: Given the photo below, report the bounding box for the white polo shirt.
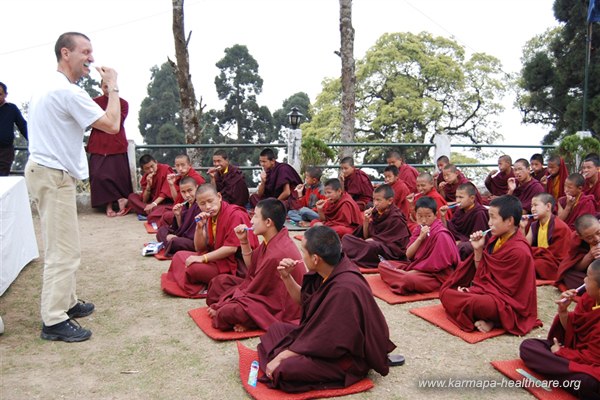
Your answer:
[28,71,105,180]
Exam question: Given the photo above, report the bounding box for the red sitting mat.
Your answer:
[365,274,439,304]
[491,359,577,400]
[236,342,375,400]
[153,248,171,261]
[358,266,379,275]
[144,222,158,234]
[536,279,555,286]
[160,273,206,299]
[188,307,264,341]
[409,304,506,344]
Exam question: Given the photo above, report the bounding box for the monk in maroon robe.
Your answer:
[87,82,132,217]
[582,157,600,211]
[207,199,305,332]
[507,158,545,214]
[386,150,419,192]
[520,262,600,399]
[558,173,598,231]
[407,173,452,226]
[440,195,542,335]
[250,148,302,207]
[521,193,572,280]
[379,196,459,294]
[438,164,477,203]
[341,185,410,268]
[556,214,600,290]
[441,183,489,260]
[530,153,547,182]
[311,178,363,238]
[434,155,450,189]
[208,150,249,207]
[545,155,569,201]
[340,156,373,211]
[383,165,411,218]
[258,226,396,393]
[156,177,200,257]
[484,155,514,197]
[127,154,173,216]
[163,184,259,298]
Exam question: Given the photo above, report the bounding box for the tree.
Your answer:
[77,76,101,98]
[171,0,204,165]
[138,62,185,163]
[339,0,356,159]
[517,0,600,143]
[272,92,311,131]
[302,32,507,164]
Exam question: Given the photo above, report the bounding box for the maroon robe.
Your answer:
[514,178,545,213]
[378,219,459,294]
[250,162,302,206]
[546,158,569,200]
[485,169,514,197]
[440,172,469,203]
[314,192,363,238]
[163,201,259,297]
[206,228,305,331]
[215,164,250,207]
[558,194,598,231]
[421,189,453,220]
[390,179,411,218]
[583,172,600,212]
[341,204,410,268]
[257,256,396,393]
[555,232,591,290]
[127,163,173,215]
[156,202,201,257]
[531,167,548,182]
[447,203,489,260]
[520,294,600,398]
[343,169,373,210]
[162,168,205,204]
[530,215,572,280]
[440,230,542,335]
[398,163,419,193]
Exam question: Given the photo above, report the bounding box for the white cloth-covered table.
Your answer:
[0,177,39,296]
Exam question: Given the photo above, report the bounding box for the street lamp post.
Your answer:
[286,107,303,172]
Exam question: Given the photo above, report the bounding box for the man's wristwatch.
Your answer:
[110,87,119,93]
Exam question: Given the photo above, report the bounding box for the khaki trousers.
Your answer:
[25,160,79,326]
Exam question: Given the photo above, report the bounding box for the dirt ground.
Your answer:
[0,209,563,400]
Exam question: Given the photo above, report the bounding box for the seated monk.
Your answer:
[383,165,411,218]
[434,155,450,189]
[127,153,173,217]
[153,154,206,227]
[311,178,363,238]
[507,158,545,214]
[407,172,452,224]
[520,193,571,280]
[581,155,600,211]
[558,173,598,231]
[439,163,478,203]
[206,199,306,332]
[556,214,600,290]
[484,155,514,198]
[386,150,419,192]
[440,182,489,260]
[341,184,411,268]
[208,150,249,207]
[530,153,547,182]
[339,156,373,211]
[156,177,201,257]
[544,155,569,201]
[250,148,303,207]
[163,184,259,297]
[379,196,459,294]
[287,166,326,224]
[520,261,600,399]
[257,226,396,393]
[439,195,542,334]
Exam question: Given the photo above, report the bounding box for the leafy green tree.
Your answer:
[302,32,507,164]
[138,62,185,163]
[272,92,311,130]
[77,75,101,98]
[517,0,600,143]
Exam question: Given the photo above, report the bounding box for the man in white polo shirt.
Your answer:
[25,32,121,342]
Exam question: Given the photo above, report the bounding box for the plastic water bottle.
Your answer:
[248,360,259,387]
[378,254,394,269]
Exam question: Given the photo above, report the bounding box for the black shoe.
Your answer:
[67,300,95,319]
[41,319,92,342]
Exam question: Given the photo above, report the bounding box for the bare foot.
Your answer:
[207,308,217,318]
[233,324,248,332]
[474,320,494,333]
[106,205,117,217]
[117,198,128,211]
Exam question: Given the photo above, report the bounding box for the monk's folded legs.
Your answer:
[379,267,447,295]
[562,270,587,290]
[440,290,499,332]
[211,302,257,332]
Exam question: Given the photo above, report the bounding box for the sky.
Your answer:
[1,0,559,161]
